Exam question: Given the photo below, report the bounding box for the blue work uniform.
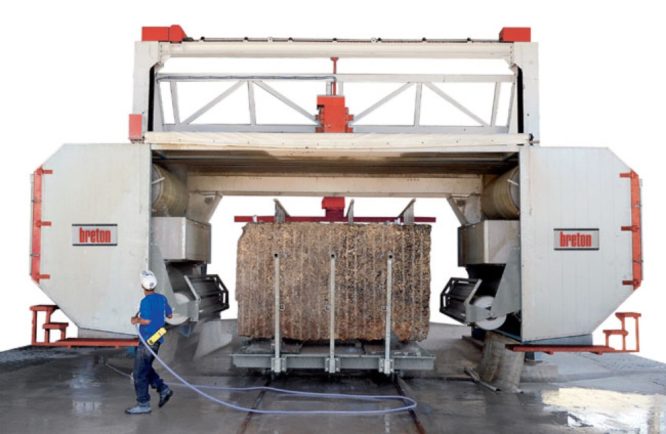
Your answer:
[138,293,173,344]
[133,293,173,405]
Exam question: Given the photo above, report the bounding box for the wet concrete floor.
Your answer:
[1,323,665,433]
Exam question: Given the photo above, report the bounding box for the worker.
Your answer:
[125,270,174,415]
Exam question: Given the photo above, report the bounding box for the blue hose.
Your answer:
[135,326,417,415]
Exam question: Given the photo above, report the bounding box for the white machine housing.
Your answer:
[31,29,641,346]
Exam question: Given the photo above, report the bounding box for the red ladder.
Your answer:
[30,304,67,345]
[509,311,641,355]
[30,305,137,348]
[603,312,641,352]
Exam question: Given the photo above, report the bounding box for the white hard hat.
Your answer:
[140,270,157,290]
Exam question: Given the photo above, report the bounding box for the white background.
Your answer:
[1,1,665,363]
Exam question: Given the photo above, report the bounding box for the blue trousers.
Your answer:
[133,342,167,404]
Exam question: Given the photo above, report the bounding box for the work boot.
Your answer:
[158,388,173,408]
[125,403,151,415]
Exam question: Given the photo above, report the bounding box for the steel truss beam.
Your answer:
[155,73,515,134]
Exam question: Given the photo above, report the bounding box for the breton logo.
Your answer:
[72,224,118,246]
[554,229,599,251]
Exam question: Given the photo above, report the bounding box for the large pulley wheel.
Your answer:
[472,296,506,331]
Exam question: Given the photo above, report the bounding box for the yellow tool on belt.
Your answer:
[146,327,167,345]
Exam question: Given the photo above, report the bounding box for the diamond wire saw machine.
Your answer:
[29,26,643,373]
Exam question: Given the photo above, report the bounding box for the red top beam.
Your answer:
[234,216,436,224]
[142,25,187,43]
[499,27,531,42]
[236,196,436,223]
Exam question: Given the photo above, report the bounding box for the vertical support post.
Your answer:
[635,316,641,352]
[132,41,162,135]
[44,309,54,344]
[169,81,181,125]
[506,74,517,132]
[413,83,422,127]
[511,42,540,140]
[620,316,627,351]
[346,199,355,224]
[330,57,338,96]
[398,198,416,224]
[381,253,394,375]
[274,199,290,223]
[247,81,257,126]
[272,253,284,373]
[31,310,38,345]
[327,253,338,373]
[490,81,501,126]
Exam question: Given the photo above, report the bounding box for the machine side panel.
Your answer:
[40,144,151,336]
[520,147,633,341]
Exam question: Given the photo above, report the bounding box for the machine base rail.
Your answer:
[30,305,137,348]
[232,340,435,372]
[34,338,138,348]
[508,312,641,355]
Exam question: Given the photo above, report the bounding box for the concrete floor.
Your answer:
[1,322,665,433]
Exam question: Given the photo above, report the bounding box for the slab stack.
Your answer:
[236,223,431,342]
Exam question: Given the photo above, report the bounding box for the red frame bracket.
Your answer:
[508,312,641,355]
[128,113,143,142]
[620,170,642,289]
[499,27,531,43]
[315,96,353,133]
[141,25,187,43]
[31,167,53,283]
[30,305,138,348]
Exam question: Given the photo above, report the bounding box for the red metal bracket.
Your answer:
[128,113,143,142]
[620,170,642,289]
[315,96,353,133]
[508,312,641,355]
[321,196,345,220]
[141,25,187,43]
[31,167,53,283]
[235,196,436,224]
[499,27,531,43]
